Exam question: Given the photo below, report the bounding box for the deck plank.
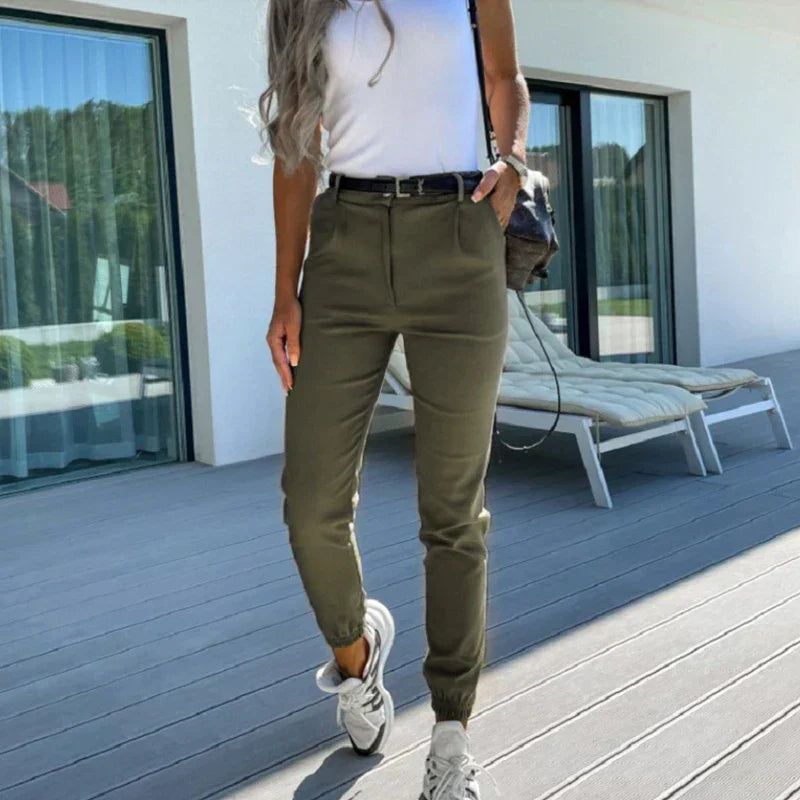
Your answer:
[0,349,797,800]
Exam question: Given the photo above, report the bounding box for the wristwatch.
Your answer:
[499,153,529,187]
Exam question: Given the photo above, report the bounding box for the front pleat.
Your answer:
[381,203,395,304]
[453,198,462,257]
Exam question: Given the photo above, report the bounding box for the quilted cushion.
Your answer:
[387,334,706,427]
[505,295,759,393]
[499,371,707,427]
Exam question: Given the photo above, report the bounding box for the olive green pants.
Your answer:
[281,179,508,723]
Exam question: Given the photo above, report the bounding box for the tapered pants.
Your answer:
[281,179,508,723]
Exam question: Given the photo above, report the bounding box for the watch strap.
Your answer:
[501,154,529,182]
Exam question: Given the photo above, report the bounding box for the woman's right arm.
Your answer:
[266,121,322,395]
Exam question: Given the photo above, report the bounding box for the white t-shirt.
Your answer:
[322,0,482,178]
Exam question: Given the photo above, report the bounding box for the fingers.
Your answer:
[485,165,520,228]
[471,166,500,203]
[488,194,509,229]
[266,322,294,395]
[285,325,301,371]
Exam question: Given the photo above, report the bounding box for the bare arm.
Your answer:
[266,122,321,393]
[471,0,530,226]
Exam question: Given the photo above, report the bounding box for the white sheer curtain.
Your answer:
[591,93,670,363]
[0,17,176,485]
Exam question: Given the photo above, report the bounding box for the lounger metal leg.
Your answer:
[689,411,723,474]
[679,417,707,477]
[575,419,613,509]
[759,377,793,450]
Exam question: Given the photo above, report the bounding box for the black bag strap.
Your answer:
[467,0,499,164]
[467,0,563,456]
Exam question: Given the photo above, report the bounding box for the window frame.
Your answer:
[0,6,194,464]
[527,79,676,364]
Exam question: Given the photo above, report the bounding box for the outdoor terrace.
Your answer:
[1,348,799,800]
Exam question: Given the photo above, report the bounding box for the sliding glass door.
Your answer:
[522,83,674,364]
[523,92,575,348]
[591,93,673,362]
[0,12,186,493]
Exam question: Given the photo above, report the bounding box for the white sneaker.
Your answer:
[420,722,497,800]
[315,598,395,756]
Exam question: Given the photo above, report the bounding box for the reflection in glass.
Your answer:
[0,17,180,491]
[591,93,672,362]
[522,100,574,348]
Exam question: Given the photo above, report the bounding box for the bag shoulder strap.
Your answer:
[467,2,564,455]
[467,0,499,164]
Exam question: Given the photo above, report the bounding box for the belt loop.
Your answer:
[332,172,342,201]
[451,172,465,203]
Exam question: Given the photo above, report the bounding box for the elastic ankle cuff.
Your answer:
[326,623,364,649]
[431,692,474,725]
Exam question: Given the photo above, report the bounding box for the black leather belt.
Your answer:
[329,170,483,197]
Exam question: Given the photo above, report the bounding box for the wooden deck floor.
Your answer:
[1,349,799,800]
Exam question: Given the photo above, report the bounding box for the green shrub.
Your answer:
[94,322,168,376]
[0,336,35,390]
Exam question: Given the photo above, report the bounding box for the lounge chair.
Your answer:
[380,334,709,509]
[502,295,793,475]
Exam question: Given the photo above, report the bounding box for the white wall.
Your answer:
[3,0,798,468]
[6,0,279,466]
[512,0,800,366]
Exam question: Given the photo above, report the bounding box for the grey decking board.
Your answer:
[2,410,782,588]
[0,453,572,597]
[543,633,800,800]
[773,479,800,499]
[0,472,720,752]
[5,492,798,799]
[1,450,792,712]
[0,461,675,637]
[0,449,414,579]
[0,462,775,705]
[303,555,800,800]
[0,472,712,728]
[150,506,798,798]
[5,452,795,672]
[0,350,797,799]
[0,482,776,744]
[674,702,800,800]
[260,525,800,800]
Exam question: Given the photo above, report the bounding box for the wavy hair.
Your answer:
[258,0,394,177]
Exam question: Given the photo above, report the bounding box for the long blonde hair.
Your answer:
[259,0,394,177]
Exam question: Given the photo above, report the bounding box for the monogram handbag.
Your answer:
[467,0,563,450]
[467,0,560,292]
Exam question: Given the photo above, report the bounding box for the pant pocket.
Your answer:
[480,195,507,239]
[457,196,507,267]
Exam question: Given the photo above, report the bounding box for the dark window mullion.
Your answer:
[660,100,677,364]
[570,90,600,360]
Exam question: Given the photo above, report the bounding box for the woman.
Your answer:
[262,1,529,796]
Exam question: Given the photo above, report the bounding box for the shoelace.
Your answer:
[427,753,500,800]
[336,684,375,730]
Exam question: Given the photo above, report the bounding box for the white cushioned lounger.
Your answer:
[380,332,709,509]
[503,295,792,473]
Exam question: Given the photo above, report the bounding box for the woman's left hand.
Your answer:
[471,160,519,230]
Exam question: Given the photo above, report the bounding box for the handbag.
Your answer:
[467,0,560,292]
[467,0,563,451]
